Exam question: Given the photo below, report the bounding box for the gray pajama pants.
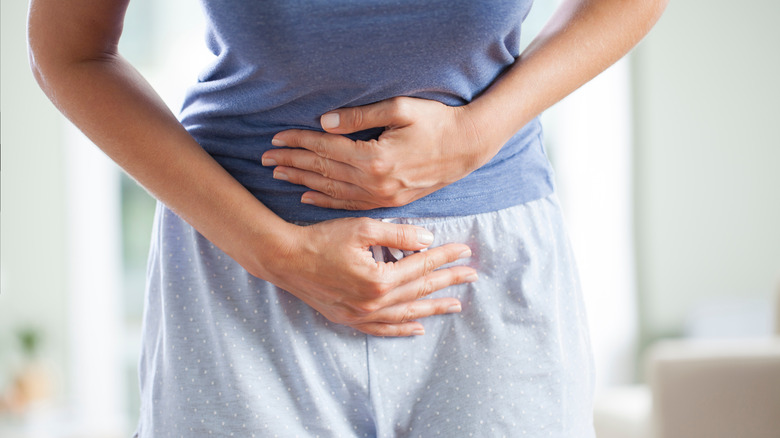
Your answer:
[135,194,595,437]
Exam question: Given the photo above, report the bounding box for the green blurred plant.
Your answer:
[16,327,42,359]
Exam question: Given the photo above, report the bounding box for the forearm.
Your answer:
[467,0,668,156]
[29,29,294,279]
[27,0,485,337]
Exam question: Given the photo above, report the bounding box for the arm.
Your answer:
[467,0,669,156]
[262,0,668,210]
[28,0,477,336]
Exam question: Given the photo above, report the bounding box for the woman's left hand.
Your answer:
[262,97,493,210]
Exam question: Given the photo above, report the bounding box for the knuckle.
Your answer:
[369,280,392,298]
[388,96,409,119]
[367,157,389,177]
[374,324,402,337]
[312,156,329,177]
[354,300,381,316]
[358,138,379,150]
[386,193,405,208]
[351,108,364,129]
[423,253,438,275]
[312,136,330,158]
[361,325,387,337]
[356,325,377,336]
[417,278,434,299]
[342,199,363,211]
[395,226,410,247]
[374,181,398,201]
[333,308,358,325]
[400,306,416,323]
[355,217,378,237]
[323,179,341,199]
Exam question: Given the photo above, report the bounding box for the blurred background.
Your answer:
[2,0,779,437]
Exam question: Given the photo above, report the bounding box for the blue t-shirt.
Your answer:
[180,0,553,222]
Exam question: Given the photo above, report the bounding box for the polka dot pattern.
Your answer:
[135,195,595,437]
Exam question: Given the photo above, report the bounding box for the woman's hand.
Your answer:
[262,97,494,210]
[28,0,477,338]
[254,217,477,337]
[261,0,669,213]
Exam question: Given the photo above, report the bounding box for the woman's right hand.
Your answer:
[254,217,477,337]
[27,0,477,338]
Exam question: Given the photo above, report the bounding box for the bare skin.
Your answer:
[27,0,475,337]
[263,0,668,210]
[28,0,666,336]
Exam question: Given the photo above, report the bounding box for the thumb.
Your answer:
[320,97,414,134]
[360,220,434,252]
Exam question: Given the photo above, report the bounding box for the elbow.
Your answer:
[28,44,48,92]
[27,15,58,95]
[27,43,63,103]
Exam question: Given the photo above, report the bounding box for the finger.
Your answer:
[352,321,426,337]
[271,129,367,165]
[387,243,473,285]
[364,265,477,323]
[300,190,383,211]
[385,265,477,305]
[272,166,373,203]
[320,97,416,134]
[367,296,463,324]
[262,148,362,183]
[357,220,437,251]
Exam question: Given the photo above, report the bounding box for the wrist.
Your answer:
[460,68,539,161]
[242,219,304,281]
[452,103,504,171]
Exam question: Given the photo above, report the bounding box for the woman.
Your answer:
[28,0,666,436]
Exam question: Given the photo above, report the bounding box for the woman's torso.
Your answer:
[180,0,553,221]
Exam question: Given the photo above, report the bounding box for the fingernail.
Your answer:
[321,112,340,129]
[262,156,277,166]
[411,328,425,336]
[464,273,478,283]
[273,170,288,181]
[271,137,287,147]
[458,249,472,260]
[447,304,462,314]
[417,229,434,245]
[301,196,315,205]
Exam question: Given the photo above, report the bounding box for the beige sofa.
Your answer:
[648,338,780,438]
[594,288,780,438]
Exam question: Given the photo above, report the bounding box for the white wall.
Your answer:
[4,0,779,426]
[633,0,780,346]
[1,2,208,434]
[549,58,638,387]
[0,0,70,396]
